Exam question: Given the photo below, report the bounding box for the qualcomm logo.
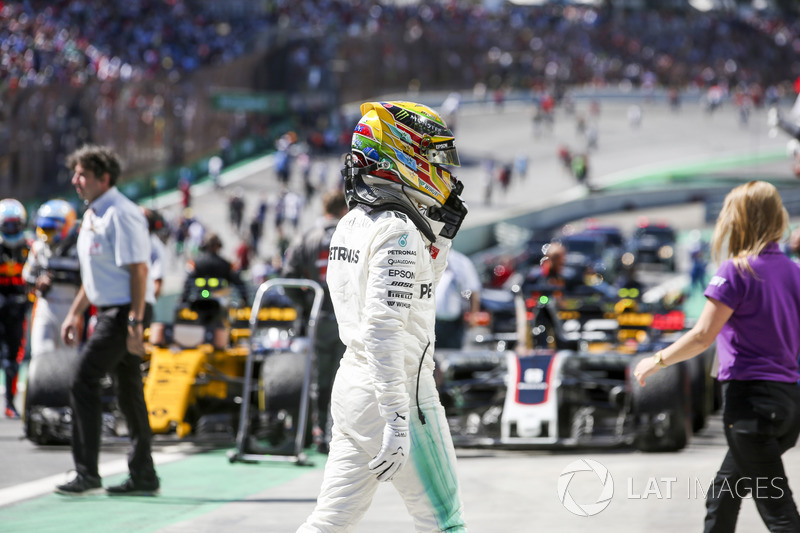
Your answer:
[557,459,614,517]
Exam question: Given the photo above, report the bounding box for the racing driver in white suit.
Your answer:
[297,101,469,532]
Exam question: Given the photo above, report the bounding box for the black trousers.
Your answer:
[70,304,157,483]
[704,380,800,532]
[0,298,26,408]
[434,317,466,350]
[314,317,345,444]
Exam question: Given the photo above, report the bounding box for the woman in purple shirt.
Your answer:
[635,181,800,533]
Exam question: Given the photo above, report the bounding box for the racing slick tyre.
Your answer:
[630,355,692,452]
[686,351,713,433]
[23,347,80,445]
[257,350,312,448]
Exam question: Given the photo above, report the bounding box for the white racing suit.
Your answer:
[298,205,467,532]
[22,239,81,359]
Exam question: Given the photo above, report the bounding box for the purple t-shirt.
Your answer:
[704,242,800,383]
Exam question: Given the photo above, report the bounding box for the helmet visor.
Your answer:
[426,138,460,167]
[36,227,58,243]
[1,219,22,236]
[36,216,63,230]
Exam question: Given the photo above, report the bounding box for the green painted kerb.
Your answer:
[0,449,323,533]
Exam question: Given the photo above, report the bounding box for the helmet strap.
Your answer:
[342,154,437,242]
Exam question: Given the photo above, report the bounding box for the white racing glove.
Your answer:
[368,412,410,482]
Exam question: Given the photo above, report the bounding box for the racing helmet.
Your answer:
[35,199,76,245]
[350,101,461,210]
[0,198,27,247]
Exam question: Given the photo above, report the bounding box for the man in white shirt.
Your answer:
[57,145,159,496]
[435,249,482,350]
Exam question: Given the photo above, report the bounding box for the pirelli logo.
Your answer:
[387,290,412,300]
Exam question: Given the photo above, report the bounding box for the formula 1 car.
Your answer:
[23,276,321,457]
[436,283,716,452]
[627,221,678,272]
[143,277,320,451]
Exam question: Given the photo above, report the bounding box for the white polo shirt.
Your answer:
[77,186,155,306]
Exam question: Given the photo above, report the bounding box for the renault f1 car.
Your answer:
[144,277,319,451]
[24,276,318,452]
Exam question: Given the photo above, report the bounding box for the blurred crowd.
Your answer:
[1,2,800,95]
[5,1,800,207]
[0,0,268,91]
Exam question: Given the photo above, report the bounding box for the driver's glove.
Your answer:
[368,412,410,482]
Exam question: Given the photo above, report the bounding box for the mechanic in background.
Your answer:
[541,242,567,286]
[23,199,81,384]
[788,226,800,264]
[58,145,159,496]
[435,249,481,350]
[180,232,250,307]
[0,198,31,419]
[141,207,167,300]
[281,189,348,454]
[634,181,800,532]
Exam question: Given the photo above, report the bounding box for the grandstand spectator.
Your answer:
[5,2,800,203]
[208,156,223,189]
[228,189,245,234]
[234,239,253,274]
[178,177,191,209]
[248,216,263,257]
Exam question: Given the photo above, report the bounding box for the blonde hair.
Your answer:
[711,181,788,275]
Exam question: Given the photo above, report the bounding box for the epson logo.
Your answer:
[388,269,415,279]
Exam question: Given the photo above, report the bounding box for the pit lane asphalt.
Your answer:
[1,96,797,532]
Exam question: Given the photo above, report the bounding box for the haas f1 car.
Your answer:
[436,285,716,452]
